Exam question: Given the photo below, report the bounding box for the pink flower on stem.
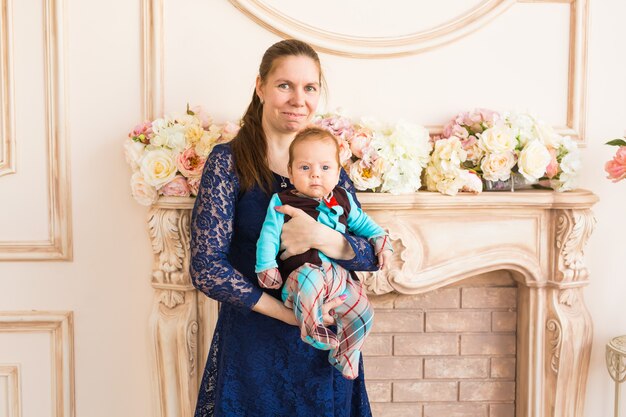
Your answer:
[129,121,153,144]
[177,146,206,178]
[605,146,626,182]
[317,116,354,141]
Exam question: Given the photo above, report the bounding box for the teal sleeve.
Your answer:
[255,194,285,273]
[345,190,386,239]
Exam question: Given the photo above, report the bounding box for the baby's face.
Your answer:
[288,139,340,199]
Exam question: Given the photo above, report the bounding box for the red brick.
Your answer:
[461,334,516,355]
[459,381,515,401]
[365,381,391,402]
[394,334,458,356]
[424,403,487,417]
[461,288,517,309]
[371,403,422,417]
[491,357,516,379]
[490,403,515,417]
[363,334,392,356]
[372,310,423,333]
[424,357,489,379]
[425,311,491,332]
[364,357,422,379]
[393,381,458,402]
[492,311,517,332]
[395,288,460,309]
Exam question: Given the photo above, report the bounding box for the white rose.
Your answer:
[381,159,422,194]
[124,139,145,170]
[130,171,158,206]
[479,124,517,154]
[139,148,178,188]
[151,117,169,135]
[517,140,551,182]
[160,124,187,152]
[480,151,516,181]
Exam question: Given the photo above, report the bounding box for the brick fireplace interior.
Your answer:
[365,271,517,417]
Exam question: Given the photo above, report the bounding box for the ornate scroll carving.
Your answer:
[148,205,198,417]
[546,318,562,374]
[554,209,596,284]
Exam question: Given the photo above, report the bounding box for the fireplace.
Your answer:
[146,189,597,417]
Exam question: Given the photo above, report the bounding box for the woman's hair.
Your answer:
[288,126,340,169]
[231,39,324,194]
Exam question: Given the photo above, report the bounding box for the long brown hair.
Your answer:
[231,39,324,194]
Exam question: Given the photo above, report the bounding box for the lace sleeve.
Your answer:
[330,169,378,272]
[190,145,263,312]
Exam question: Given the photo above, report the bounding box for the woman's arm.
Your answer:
[276,170,378,271]
[190,145,263,312]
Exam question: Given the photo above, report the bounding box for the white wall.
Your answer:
[0,1,623,416]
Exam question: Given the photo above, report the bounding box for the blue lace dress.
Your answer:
[190,143,378,417]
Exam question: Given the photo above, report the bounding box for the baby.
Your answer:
[255,126,393,379]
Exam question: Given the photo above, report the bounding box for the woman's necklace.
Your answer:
[279,175,288,188]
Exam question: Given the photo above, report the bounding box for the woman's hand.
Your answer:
[321,294,347,326]
[275,204,356,260]
[275,204,323,260]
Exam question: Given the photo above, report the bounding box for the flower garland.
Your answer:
[124,106,582,205]
[124,105,239,205]
[425,109,581,195]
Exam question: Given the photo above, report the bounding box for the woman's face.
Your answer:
[256,55,321,137]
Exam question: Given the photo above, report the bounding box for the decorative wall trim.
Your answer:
[229,0,515,58]
[228,0,589,143]
[141,0,164,120]
[0,0,15,177]
[0,311,75,417]
[0,365,21,417]
[0,0,73,261]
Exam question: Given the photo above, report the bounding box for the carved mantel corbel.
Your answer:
[147,190,598,417]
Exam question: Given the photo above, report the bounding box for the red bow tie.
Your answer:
[324,195,339,208]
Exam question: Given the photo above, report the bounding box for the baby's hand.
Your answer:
[378,250,392,270]
[257,267,283,289]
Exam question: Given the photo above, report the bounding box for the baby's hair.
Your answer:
[288,126,341,169]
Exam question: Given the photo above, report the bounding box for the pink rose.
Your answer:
[187,176,201,196]
[605,146,626,182]
[337,138,353,165]
[317,116,354,141]
[545,147,559,179]
[160,175,191,197]
[177,147,206,178]
[129,121,153,144]
[219,121,240,142]
[349,129,372,158]
[189,105,213,129]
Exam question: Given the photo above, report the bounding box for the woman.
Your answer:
[190,39,379,417]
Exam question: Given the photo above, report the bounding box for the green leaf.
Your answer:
[605,139,626,146]
[186,102,195,116]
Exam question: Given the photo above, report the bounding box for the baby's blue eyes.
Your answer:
[322,165,330,170]
[299,165,331,171]
[301,166,309,171]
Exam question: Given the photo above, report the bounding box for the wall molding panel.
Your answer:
[0,0,15,177]
[0,0,73,261]
[226,0,588,142]
[0,365,21,417]
[0,312,75,417]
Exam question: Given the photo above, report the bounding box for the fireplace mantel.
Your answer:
[146,189,598,417]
